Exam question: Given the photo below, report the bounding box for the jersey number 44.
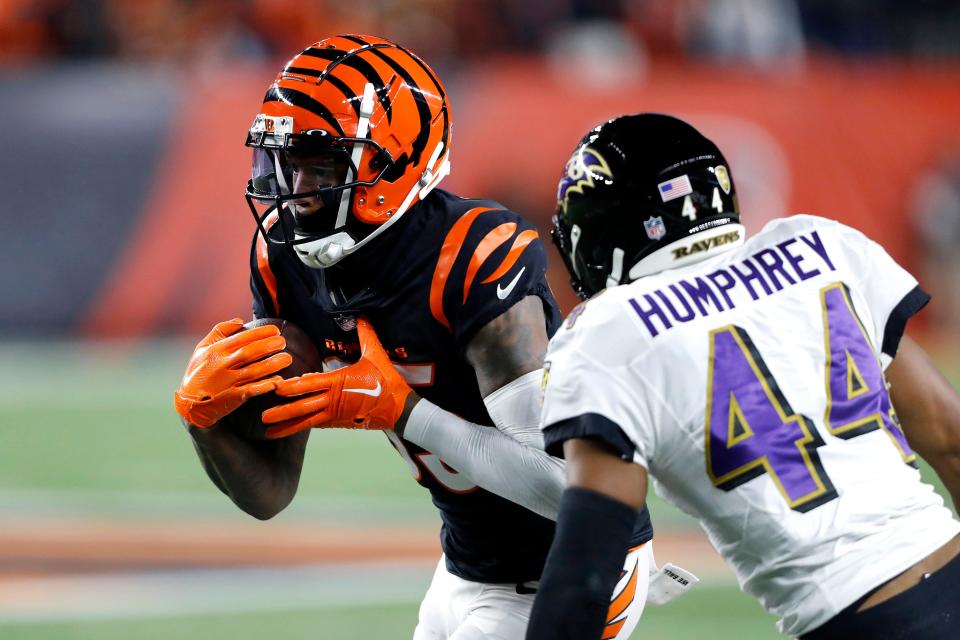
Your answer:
[705,282,916,513]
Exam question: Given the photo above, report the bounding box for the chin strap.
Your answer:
[606,247,625,288]
[292,230,355,268]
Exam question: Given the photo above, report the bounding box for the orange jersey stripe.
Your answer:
[480,229,538,284]
[606,548,642,623]
[462,222,517,304]
[601,619,626,640]
[256,211,281,315]
[429,207,494,330]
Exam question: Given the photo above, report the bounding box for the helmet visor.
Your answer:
[248,146,351,200]
[245,129,394,249]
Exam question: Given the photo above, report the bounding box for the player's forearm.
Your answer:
[928,451,960,514]
[903,420,960,513]
[886,337,960,513]
[186,419,306,519]
[947,471,960,514]
[399,398,565,520]
[526,440,650,639]
[914,413,960,514]
[526,487,637,640]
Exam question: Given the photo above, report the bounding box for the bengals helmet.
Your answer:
[552,113,743,299]
[245,35,451,268]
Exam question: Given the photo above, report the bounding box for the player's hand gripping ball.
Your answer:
[173,318,292,429]
[262,317,413,438]
[218,319,324,440]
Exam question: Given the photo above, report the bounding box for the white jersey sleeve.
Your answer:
[541,299,668,470]
[820,218,930,365]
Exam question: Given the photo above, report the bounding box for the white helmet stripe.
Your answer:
[335,82,376,228]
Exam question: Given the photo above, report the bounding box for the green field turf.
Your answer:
[0,339,956,639]
[0,584,780,640]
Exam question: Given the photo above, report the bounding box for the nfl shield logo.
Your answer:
[644,216,667,240]
[334,314,357,331]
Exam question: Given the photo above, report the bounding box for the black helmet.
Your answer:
[552,113,743,299]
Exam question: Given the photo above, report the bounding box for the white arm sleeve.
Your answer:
[402,398,565,520]
[483,368,545,448]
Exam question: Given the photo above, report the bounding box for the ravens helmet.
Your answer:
[245,35,451,268]
[552,113,743,299]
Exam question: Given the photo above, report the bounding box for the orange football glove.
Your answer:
[262,317,412,439]
[174,318,293,428]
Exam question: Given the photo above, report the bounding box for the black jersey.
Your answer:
[248,188,651,582]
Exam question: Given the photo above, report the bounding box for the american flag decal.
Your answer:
[657,175,693,202]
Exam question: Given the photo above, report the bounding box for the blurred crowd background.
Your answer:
[3,0,960,65]
[1,0,959,339]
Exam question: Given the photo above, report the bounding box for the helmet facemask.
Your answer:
[246,134,394,267]
[551,219,595,301]
[244,86,398,268]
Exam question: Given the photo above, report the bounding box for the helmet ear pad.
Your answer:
[349,91,407,225]
[351,186,381,224]
[351,133,408,225]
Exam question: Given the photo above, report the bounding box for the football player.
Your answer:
[173,36,657,639]
[524,113,960,639]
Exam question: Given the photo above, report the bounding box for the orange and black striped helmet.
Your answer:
[245,34,451,268]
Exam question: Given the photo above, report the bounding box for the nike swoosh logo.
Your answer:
[496,267,526,300]
[344,381,382,397]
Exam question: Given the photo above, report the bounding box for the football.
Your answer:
[219,318,323,441]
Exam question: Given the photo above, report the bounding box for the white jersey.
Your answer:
[541,215,960,637]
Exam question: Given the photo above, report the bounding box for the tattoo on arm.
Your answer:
[466,295,549,397]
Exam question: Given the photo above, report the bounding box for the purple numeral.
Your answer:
[705,284,917,513]
[821,284,916,465]
[706,326,837,512]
